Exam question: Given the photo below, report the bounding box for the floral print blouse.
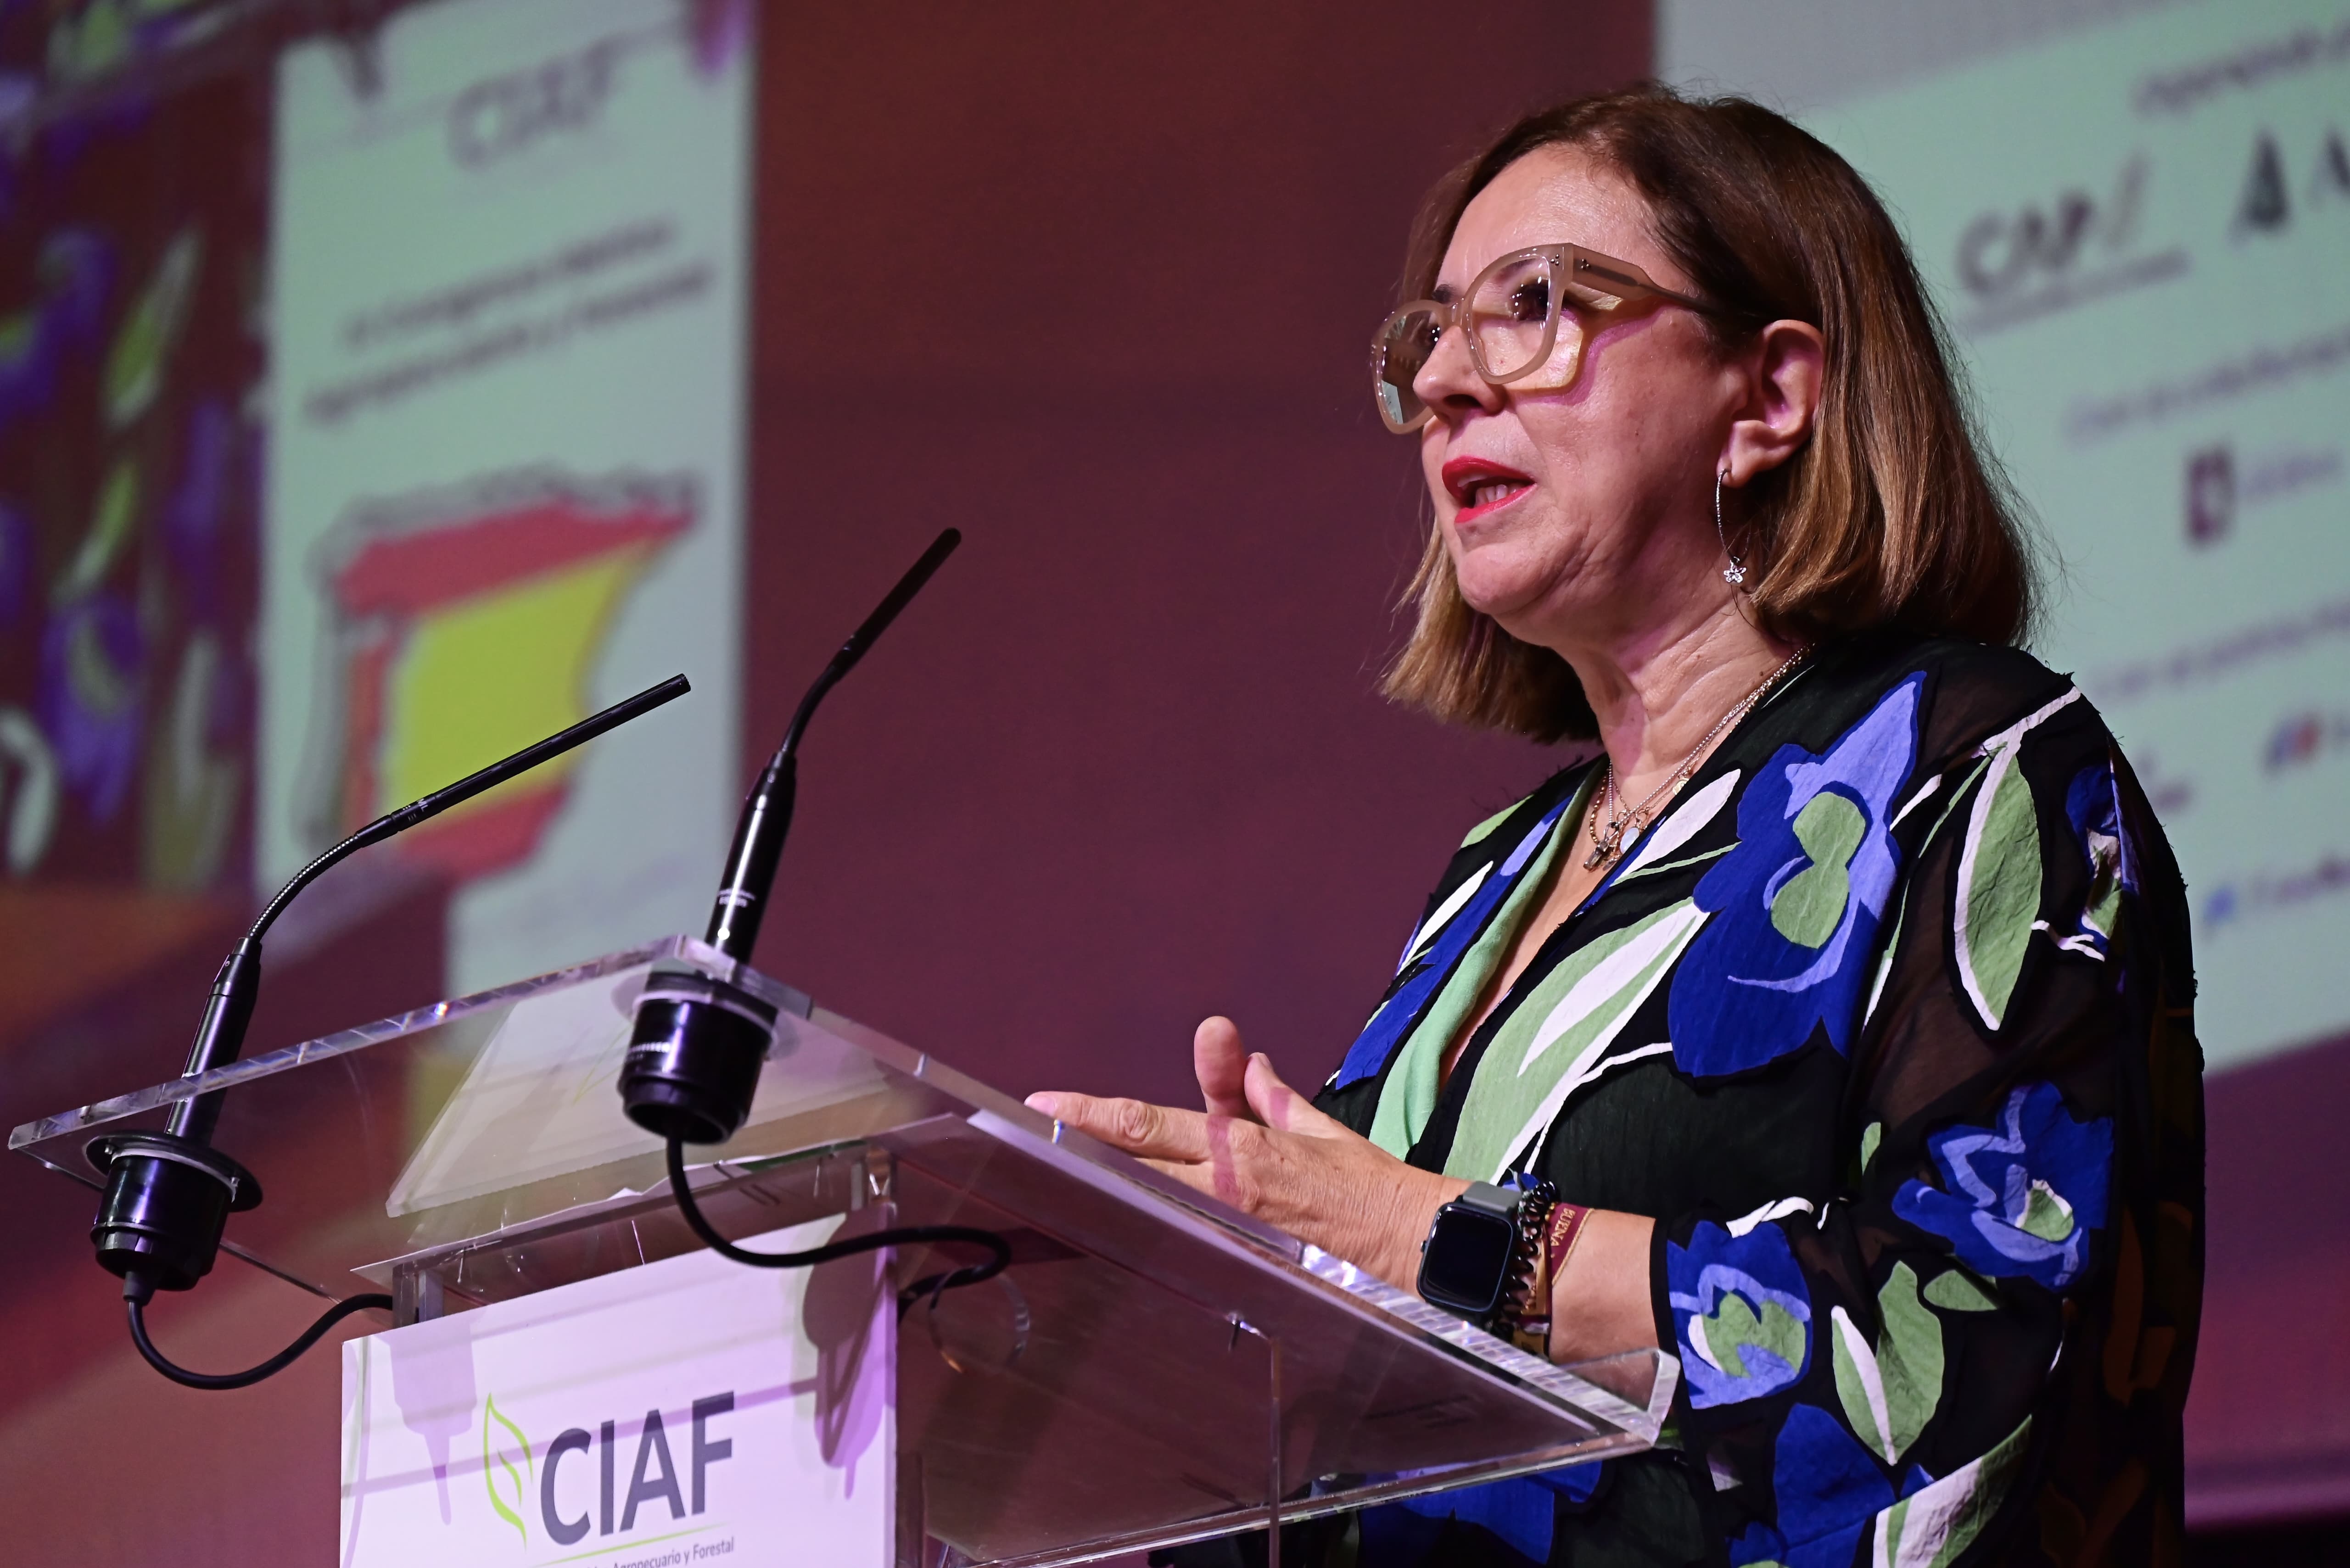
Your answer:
[1312,634,2203,1568]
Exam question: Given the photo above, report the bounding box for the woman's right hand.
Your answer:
[1026,1016,1465,1289]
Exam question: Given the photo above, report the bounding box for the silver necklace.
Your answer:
[1583,647,1811,871]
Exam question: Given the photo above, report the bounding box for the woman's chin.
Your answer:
[1462,571,1620,657]
[1454,550,1570,627]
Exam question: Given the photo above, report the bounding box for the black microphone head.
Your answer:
[618,969,780,1144]
[837,527,961,667]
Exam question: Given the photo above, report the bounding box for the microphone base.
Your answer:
[619,969,779,1145]
[87,1131,263,1293]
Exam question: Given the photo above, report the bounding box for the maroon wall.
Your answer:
[2187,1032,2350,1526]
[743,1,1648,1109]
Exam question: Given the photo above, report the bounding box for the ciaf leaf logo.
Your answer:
[481,1392,536,1544]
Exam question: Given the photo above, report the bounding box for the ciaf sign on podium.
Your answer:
[476,1387,737,1549]
[339,1217,895,1567]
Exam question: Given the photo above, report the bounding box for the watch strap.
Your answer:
[1457,1180,1520,1218]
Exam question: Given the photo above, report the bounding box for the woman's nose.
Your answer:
[1411,321,1504,423]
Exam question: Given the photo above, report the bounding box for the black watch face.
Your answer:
[1417,1204,1516,1317]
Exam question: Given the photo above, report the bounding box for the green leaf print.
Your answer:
[1923,1268,2001,1313]
[1953,689,2082,1029]
[1871,1415,2033,1568]
[1830,1264,1944,1464]
[1954,749,2038,1028]
[1829,1307,1889,1460]
[1702,1291,1809,1381]
[2017,1179,2078,1242]
[1444,898,1708,1182]
[2082,838,2124,943]
[1877,1264,1943,1459]
[1770,792,1867,947]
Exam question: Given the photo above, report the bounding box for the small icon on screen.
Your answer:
[2184,445,2234,547]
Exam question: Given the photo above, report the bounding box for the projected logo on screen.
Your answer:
[1952,154,2188,335]
[301,470,692,880]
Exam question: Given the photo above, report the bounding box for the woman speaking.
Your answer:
[1030,87,2201,1568]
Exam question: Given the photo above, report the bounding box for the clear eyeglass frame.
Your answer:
[1370,243,1717,434]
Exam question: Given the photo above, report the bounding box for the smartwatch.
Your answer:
[1416,1179,1550,1328]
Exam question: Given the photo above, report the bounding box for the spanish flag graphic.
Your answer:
[303,470,693,881]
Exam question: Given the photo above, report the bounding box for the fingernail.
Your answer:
[1024,1092,1057,1113]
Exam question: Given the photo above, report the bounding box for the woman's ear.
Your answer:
[1721,318,1826,485]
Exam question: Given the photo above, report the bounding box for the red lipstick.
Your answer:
[1440,457,1535,526]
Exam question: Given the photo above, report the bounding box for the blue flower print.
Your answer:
[1727,1520,1801,1568]
[1893,1082,2113,1290]
[1726,1523,1783,1567]
[2056,763,2135,960]
[1365,1463,1604,1565]
[1667,675,1922,1077]
[1729,1405,1931,1568]
[1667,1221,1814,1409]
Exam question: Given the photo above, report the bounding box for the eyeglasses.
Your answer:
[1370,244,1716,434]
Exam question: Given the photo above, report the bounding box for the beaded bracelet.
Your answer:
[1507,1200,1592,1358]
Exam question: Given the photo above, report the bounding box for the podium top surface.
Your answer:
[15,936,1677,1566]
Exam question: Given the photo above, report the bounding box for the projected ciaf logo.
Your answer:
[449,35,623,169]
[477,1388,735,1549]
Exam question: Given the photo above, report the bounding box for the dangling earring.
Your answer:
[1715,469,1747,588]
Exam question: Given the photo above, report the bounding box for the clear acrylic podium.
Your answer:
[11,936,1675,1565]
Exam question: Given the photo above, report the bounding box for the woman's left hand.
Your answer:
[1025,1016,1464,1288]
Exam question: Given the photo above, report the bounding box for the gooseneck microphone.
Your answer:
[619,531,1007,1303]
[93,674,691,1389]
[707,526,964,963]
[620,529,960,1142]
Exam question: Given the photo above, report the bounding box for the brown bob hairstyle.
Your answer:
[1382,85,2036,743]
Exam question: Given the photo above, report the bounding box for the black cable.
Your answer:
[663,1138,1009,1301]
[123,1276,392,1391]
